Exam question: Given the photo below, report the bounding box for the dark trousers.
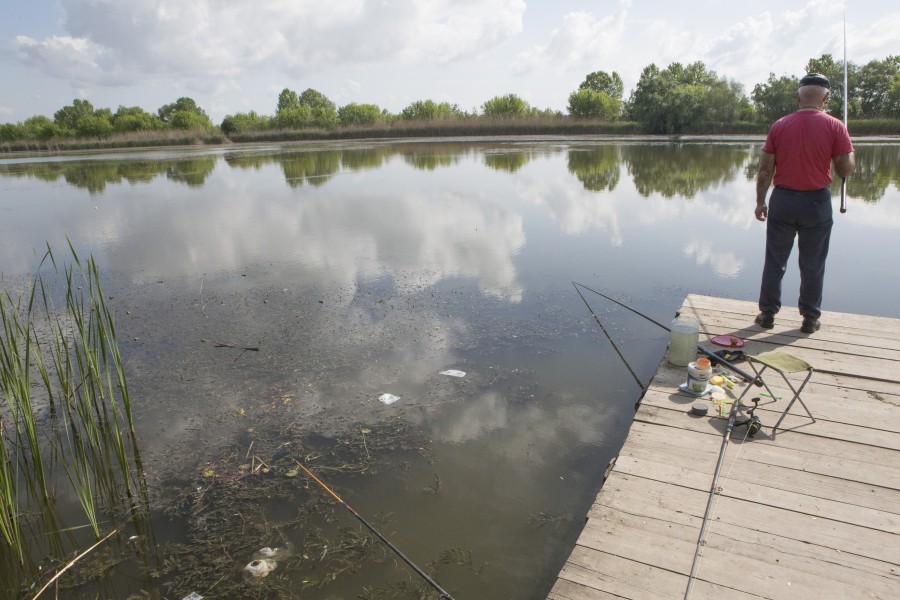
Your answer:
[758,186,833,319]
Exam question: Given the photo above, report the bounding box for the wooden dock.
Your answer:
[547,294,900,599]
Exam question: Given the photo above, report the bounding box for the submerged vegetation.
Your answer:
[0,249,475,597]
[3,54,899,153]
[0,243,150,595]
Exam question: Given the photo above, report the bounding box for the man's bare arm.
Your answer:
[755,151,775,221]
[834,152,856,179]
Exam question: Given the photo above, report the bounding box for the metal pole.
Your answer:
[840,11,849,214]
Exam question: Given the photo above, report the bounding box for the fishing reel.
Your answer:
[733,397,762,437]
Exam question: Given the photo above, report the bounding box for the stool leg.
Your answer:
[772,368,815,434]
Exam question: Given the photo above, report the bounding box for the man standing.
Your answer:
[754,73,855,334]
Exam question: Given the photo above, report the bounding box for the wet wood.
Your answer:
[546,294,900,599]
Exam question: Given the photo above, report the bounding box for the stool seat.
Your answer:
[738,351,815,435]
[748,352,811,373]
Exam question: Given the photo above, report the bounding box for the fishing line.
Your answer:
[572,282,763,387]
[573,282,646,392]
[294,461,457,600]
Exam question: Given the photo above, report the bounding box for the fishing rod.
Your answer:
[572,282,763,387]
[683,395,758,599]
[840,11,848,214]
[294,461,457,600]
[573,282,646,392]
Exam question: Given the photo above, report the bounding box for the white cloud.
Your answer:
[9,0,526,89]
[683,240,745,278]
[515,1,630,74]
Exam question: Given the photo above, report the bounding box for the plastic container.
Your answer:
[668,315,699,366]
[686,359,713,393]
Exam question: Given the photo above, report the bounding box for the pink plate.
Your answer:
[711,334,745,348]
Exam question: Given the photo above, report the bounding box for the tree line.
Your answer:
[2,53,898,144]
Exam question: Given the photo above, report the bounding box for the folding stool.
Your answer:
[737,351,815,434]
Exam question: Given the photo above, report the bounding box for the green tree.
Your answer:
[220,111,272,135]
[298,88,337,128]
[337,103,385,126]
[26,115,65,140]
[567,88,620,120]
[54,99,95,132]
[482,94,530,118]
[856,55,900,118]
[298,89,335,112]
[888,73,900,118]
[579,71,624,100]
[400,100,464,120]
[170,110,214,130]
[277,88,300,113]
[158,97,211,126]
[76,113,114,137]
[751,73,800,122]
[627,61,744,133]
[273,106,314,129]
[112,106,161,133]
[0,122,22,142]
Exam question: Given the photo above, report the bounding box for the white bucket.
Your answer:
[686,360,712,393]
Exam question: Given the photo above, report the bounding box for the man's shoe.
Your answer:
[754,312,775,329]
[801,316,821,334]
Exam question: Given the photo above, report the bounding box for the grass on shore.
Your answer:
[2,117,899,155]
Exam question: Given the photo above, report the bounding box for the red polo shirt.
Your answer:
[763,110,854,191]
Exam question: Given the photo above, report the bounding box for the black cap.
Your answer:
[800,73,830,88]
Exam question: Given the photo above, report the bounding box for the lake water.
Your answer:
[1,138,898,599]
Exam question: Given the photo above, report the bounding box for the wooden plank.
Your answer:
[590,472,900,565]
[639,386,900,450]
[683,294,900,333]
[587,505,897,583]
[556,546,763,600]
[612,454,900,534]
[546,577,622,599]
[619,420,900,514]
[634,404,900,488]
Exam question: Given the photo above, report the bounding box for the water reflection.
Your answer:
[567,146,621,192]
[0,156,217,193]
[622,143,752,198]
[484,151,534,173]
[850,144,900,202]
[3,143,898,207]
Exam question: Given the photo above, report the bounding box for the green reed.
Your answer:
[0,243,140,566]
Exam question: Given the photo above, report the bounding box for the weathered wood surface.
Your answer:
[547,295,900,600]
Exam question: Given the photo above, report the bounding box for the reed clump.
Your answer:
[0,243,146,586]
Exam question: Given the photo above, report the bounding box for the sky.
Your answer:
[1,0,898,124]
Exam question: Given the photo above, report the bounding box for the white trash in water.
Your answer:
[440,369,466,377]
[378,393,400,405]
[244,558,277,578]
[243,544,294,580]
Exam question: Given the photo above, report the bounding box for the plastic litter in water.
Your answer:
[182,593,203,600]
[378,393,400,405]
[244,558,277,578]
[440,369,466,377]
